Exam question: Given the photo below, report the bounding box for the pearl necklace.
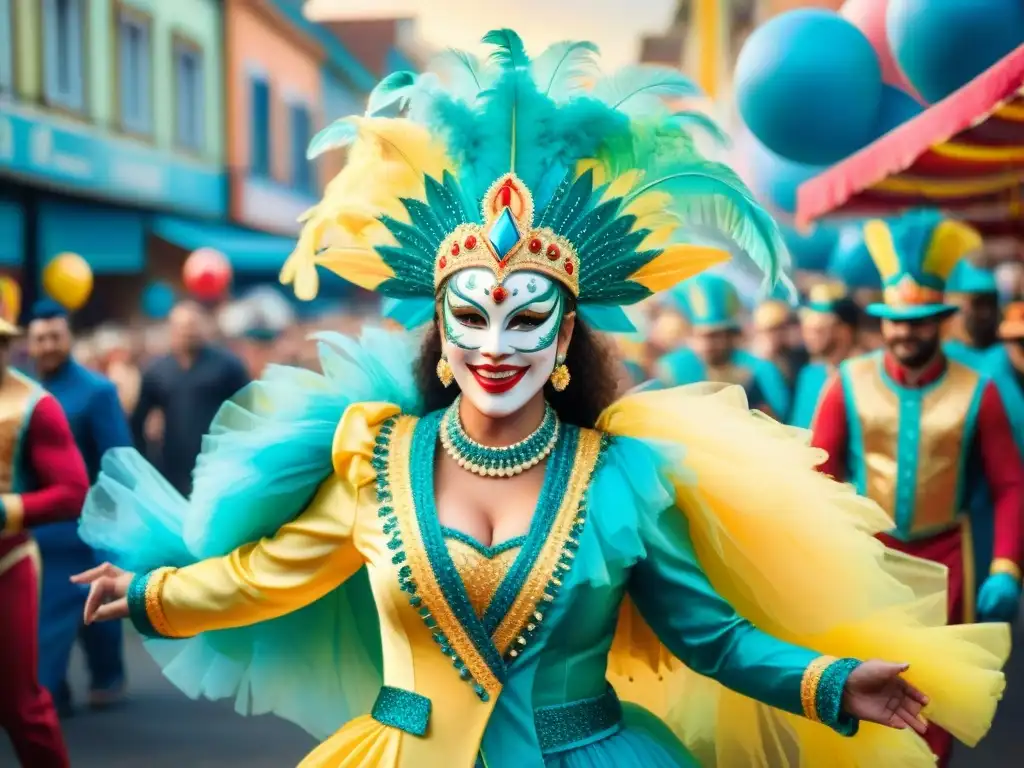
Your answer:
[439,397,559,478]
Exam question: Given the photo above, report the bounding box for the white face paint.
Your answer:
[441,268,564,418]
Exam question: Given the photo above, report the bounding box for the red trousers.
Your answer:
[0,553,70,768]
[879,526,966,768]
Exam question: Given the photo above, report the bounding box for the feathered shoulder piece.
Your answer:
[281,29,790,331]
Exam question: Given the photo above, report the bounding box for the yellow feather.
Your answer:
[628,245,730,292]
[862,220,901,282]
[603,169,642,202]
[640,225,676,250]
[624,191,677,233]
[924,221,983,280]
[576,158,606,188]
[314,247,395,292]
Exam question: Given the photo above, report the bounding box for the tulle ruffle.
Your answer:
[79,329,422,740]
[595,382,1009,768]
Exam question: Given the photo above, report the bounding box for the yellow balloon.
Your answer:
[43,252,93,311]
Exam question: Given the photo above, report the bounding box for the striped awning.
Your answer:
[796,43,1024,239]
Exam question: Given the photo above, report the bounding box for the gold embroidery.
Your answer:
[990,557,1022,582]
[800,655,837,722]
[446,539,521,618]
[492,428,603,656]
[0,539,38,578]
[145,567,178,638]
[388,416,503,697]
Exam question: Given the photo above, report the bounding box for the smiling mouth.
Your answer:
[468,364,530,394]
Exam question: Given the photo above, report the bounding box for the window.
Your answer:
[174,40,205,151]
[0,0,13,94]
[117,7,152,134]
[289,103,315,194]
[250,76,271,177]
[42,0,85,111]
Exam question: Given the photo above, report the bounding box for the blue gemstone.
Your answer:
[488,208,521,258]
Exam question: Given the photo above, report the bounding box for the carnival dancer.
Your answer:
[27,300,132,714]
[983,301,1024,449]
[655,273,791,416]
[810,212,1023,767]
[73,32,1007,768]
[789,282,860,428]
[751,296,806,386]
[0,310,89,767]
[944,258,1002,368]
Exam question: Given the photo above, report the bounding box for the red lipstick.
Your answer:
[467,364,529,394]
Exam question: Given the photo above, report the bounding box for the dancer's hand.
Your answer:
[71,562,135,624]
[842,661,929,734]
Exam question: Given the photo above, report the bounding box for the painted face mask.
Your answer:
[442,268,565,418]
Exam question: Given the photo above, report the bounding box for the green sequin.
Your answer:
[816,657,862,737]
[371,686,432,737]
[442,395,559,476]
[126,572,160,638]
[534,686,623,754]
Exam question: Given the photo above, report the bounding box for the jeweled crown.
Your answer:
[435,174,580,301]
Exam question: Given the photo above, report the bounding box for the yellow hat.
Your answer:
[753,299,791,330]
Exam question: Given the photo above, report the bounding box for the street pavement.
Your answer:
[2,623,1022,767]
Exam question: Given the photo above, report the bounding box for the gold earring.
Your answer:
[550,355,570,392]
[436,356,454,388]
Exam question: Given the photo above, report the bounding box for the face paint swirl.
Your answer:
[442,269,564,417]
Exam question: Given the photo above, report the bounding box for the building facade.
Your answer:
[0,0,226,319]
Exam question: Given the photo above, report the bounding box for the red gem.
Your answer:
[451,242,460,256]
[499,183,512,207]
[546,243,561,261]
[564,260,574,275]
[439,256,447,269]
[465,235,477,250]
[492,286,508,304]
[529,238,542,253]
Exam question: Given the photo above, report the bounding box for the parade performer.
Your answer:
[751,296,805,386]
[943,258,1002,368]
[27,300,132,714]
[655,273,791,416]
[983,302,1024,449]
[74,32,1007,768]
[0,310,89,768]
[789,282,860,428]
[810,212,1023,766]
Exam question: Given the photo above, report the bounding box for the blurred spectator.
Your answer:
[131,301,250,496]
[26,300,131,715]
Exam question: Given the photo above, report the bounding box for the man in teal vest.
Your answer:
[809,211,1023,767]
[789,282,860,428]
[943,258,1002,369]
[654,273,790,417]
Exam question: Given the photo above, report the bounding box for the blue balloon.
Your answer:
[141,281,176,319]
[872,84,923,137]
[829,223,883,290]
[736,9,883,166]
[747,139,828,215]
[888,0,1024,103]
[780,223,839,273]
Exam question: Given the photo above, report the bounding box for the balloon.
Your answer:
[141,281,176,319]
[840,0,923,100]
[183,248,232,301]
[745,137,829,216]
[736,10,883,165]
[829,223,883,289]
[872,84,924,137]
[0,276,21,325]
[888,0,1024,103]
[42,252,93,311]
[780,223,839,273]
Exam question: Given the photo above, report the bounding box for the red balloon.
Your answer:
[183,248,232,301]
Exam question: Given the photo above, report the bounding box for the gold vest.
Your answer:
[842,354,984,538]
[0,370,43,495]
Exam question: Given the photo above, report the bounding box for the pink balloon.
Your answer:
[840,0,926,103]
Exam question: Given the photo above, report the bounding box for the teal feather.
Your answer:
[578,305,637,332]
[530,40,599,100]
[382,297,436,328]
[430,49,495,102]
[563,197,621,243]
[307,119,358,159]
[670,111,731,147]
[591,66,703,115]
[379,215,438,260]
[365,71,417,116]
[400,197,448,243]
[424,175,465,232]
[542,169,596,232]
[482,28,530,70]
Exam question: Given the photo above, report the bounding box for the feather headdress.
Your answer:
[281,29,791,331]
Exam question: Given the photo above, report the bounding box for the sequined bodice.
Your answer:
[443,529,525,617]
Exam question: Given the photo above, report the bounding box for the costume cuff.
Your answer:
[126,567,178,638]
[990,558,1022,582]
[801,656,861,736]
[0,494,23,534]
